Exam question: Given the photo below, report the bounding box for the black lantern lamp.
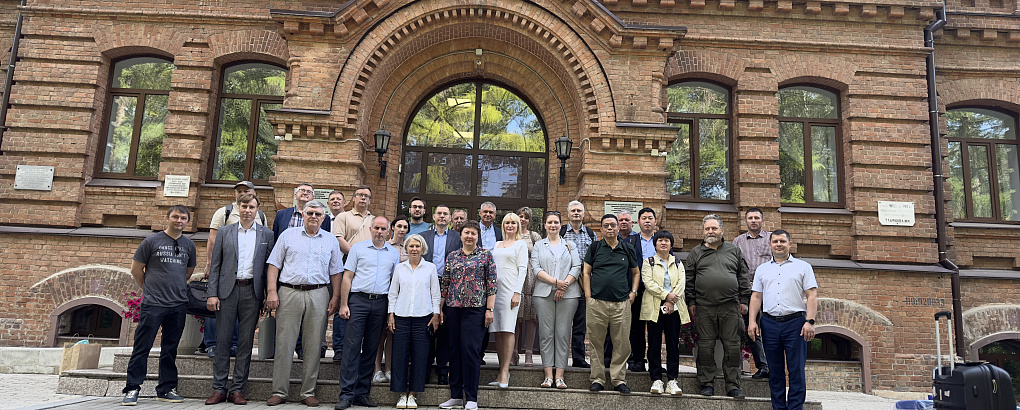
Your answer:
[554,135,572,185]
[374,127,392,178]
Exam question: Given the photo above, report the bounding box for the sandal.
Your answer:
[524,351,534,367]
[540,378,553,388]
[555,378,567,389]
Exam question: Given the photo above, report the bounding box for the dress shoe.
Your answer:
[589,382,604,392]
[301,396,320,407]
[352,397,378,407]
[266,395,286,406]
[727,388,745,399]
[699,385,714,396]
[438,374,450,385]
[572,360,590,368]
[614,383,631,394]
[227,391,247,405]
[627,362,646,372]
[751,368,769,379]
[205,391,227,405]
[334,398,352,410]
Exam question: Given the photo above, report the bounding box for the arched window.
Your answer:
[665,81,731,201]
[807,333,862,361]
[56,304,122,342]
[97,57,174,179]
[210,63,286,183]
[778,85,842,206]
[946,107,1020,221]
[399,81,548,225]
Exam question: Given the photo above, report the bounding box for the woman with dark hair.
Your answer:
[515,206,543,366]
[387,234,441,409]
[640,230,690,395]
[439,221,496,410]
[530,211,581,389]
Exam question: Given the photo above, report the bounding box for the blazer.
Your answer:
[421,228,463,263]
[530,237,582,299]
[640,253,691,324]
[208,222,276,302]
[272,206,331,240]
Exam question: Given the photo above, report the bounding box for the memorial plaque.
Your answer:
[604,201,643,216]
[878,201,914,226]
[162,175,191,197]
[14,165,54,191]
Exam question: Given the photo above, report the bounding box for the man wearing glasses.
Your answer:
[272,183,331,240]
[122,205,197,406]
[581,214,641,395]
[264,201,343,406]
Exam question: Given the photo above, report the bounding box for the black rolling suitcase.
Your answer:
[932,311,1017,409]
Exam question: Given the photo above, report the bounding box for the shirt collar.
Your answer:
[300,228,323,238]
[769,254,796,265]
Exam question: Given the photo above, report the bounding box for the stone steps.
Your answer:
[110,353,771,398]
[58,367,821,410]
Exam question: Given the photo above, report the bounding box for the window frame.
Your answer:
[664,79,734,203]
[94,55,174,180]
[777,84,845,208]
[946,105,1020,223]
[397,79,549,213]
[207,61,287,185]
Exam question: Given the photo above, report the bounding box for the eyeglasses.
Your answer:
[305,211,324,217]
[602,223,618,229]
[171,237,180,257]
[356,193,371,198]
[297,189,314,194]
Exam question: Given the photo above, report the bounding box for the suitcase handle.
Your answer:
[934,311,952,320]
[935,311,955,375]
[993,378,997,394]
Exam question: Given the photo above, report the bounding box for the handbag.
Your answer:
[186,280,215,318]
[258,314,276,360]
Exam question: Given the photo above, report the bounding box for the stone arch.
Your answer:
[939,78,1020,113]
[94,23,183,61]
[969,332,1020,361]
[664,49,745,86]
[331,0,611,139]
[962,304,1020,352]
[772,54,855,92]
[47,296,131,347]
[208,30,290,68]
[816,325,874,394]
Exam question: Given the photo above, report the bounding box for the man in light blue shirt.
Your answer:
[477,201,501,250]
[747,229,818,410]
[336,216,399,409]
[407,197,431,235]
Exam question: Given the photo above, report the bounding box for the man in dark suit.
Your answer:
[272,182,330,357]
[205,194,275,405]
[421,205,462,384]
[272,183,331,240]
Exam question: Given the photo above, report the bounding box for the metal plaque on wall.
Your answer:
[14,165,54,191]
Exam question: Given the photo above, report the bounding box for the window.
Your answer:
[946,107,1020,221]
[399,81,548,214]
[665,81,730,201]
[97,57,174,179]
[56,304,122,340]
[807,333,861,361]
[210,63,286,183]
[778,86,842,205]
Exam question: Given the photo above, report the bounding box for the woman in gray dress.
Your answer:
[530,211,581,389]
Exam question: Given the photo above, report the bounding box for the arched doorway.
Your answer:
[399,80,548,230]
[978,339,1020,401]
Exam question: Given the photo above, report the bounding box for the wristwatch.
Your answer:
[486,308,494,312]
[806,319,816,325]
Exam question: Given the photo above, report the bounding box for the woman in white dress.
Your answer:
[488,213,528,388]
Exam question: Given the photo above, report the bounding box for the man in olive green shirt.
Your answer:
[582,214,641,394]
[685,214,751,399]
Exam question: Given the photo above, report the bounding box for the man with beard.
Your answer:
[407,197,430,235]
[685,214,750,399]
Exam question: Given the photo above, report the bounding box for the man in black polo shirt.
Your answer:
[582,214,641,394]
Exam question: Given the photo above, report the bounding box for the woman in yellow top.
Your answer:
[639,230,690,396]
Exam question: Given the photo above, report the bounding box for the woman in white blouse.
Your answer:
[387,233,441,409]
[488,213,528,388]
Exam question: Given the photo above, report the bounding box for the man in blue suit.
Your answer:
[205,194,275,405]
[272,183,331,240]
[421,205,462,384]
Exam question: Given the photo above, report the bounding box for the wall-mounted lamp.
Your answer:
[374,127,392,178]
[554,135,572,185]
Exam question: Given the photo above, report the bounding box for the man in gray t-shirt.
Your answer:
[121,205,197,406]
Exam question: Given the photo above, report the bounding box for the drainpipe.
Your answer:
[0,0,25,155]
[924,7,965,360]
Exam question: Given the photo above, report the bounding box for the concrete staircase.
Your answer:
[57,353,822,409]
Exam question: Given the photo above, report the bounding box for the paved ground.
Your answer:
[3,373,903,410]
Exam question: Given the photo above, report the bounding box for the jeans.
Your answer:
[123,304,187,394]
[203,317,239,352]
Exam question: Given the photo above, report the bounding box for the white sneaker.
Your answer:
[650,380,664,394]
[396,394,408,409]
[385,371,392,381]
[405,395,418,409]
[666,379,683,395]
[465,401,478,410]
[439,398,464,409]
[372,371,387,383]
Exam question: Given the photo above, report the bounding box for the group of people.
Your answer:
[120,180,820,410]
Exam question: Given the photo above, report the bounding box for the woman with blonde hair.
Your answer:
[530,211,581,389]
[387,233,441,409]
[487,213,528,388]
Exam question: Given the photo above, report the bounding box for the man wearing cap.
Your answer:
[201,180,265,357]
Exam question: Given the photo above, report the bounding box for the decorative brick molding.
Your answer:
[93,23,184,60]
[208,30,290,68]
[937,78,1020,111]
[962,304,1020,351]
[772,53,855,91]
[664,49,746,86]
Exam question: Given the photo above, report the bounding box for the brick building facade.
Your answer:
[0,0,1018,397]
